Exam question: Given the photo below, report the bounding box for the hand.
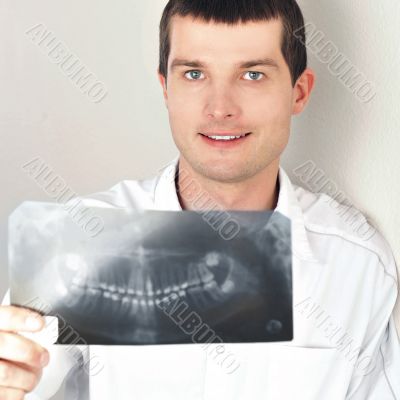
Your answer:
[0,305,49,399]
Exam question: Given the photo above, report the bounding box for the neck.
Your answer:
[175,157,280,211]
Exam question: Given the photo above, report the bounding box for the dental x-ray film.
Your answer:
[8,201,293,345]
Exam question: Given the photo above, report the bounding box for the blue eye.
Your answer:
[184,70,204,80]
[244,71,264,81]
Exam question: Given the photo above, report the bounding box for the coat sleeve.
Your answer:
[345,254,400,399]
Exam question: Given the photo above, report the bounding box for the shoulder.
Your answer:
[75,174,160,210]
[294,183,398,283]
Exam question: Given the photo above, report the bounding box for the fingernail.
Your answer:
[25,315,43,330]
[40,351,49,367]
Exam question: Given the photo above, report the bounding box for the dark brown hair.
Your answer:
[159,0,307,87]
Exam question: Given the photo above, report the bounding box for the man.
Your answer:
[1,0,399,398]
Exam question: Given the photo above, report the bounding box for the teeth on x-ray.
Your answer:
[62,250,239,316]
[8,202,293,345]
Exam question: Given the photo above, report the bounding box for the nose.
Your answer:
[204,84,242,121]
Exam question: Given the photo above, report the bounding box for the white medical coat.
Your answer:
[3,156,400,399]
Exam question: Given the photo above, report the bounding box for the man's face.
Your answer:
[159,16,300,183]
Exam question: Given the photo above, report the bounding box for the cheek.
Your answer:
[168,78,200,106]
[249,91,292,131]
[166,97,197,141]
[167,90,203,132]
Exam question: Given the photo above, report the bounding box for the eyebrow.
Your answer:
[170,57,280,71]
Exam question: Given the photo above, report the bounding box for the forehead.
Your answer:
[168,15,284,65]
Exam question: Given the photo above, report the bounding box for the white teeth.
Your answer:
[206,134,245,140]
[188,263,202,286]
[198,263,214,283]
[146,280,155,296]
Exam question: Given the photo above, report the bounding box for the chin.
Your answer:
[194,161,251,184]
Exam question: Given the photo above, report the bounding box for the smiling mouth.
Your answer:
[199,132,252,141]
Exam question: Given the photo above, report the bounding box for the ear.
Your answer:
[157,70,168,106]
[292,68,316,115]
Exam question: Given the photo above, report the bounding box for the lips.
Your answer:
[199,132,252,147]
[200,132,251,139]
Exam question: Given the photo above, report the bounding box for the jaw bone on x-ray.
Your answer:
[8,201,293,345]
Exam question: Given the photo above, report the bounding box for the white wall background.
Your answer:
[1,0,399,337]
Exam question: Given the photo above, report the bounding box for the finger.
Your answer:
[0,332,49,369]
[12,360,42,376]
[0,359,40,393]
[0,306,45,333]
[0,386,25,400]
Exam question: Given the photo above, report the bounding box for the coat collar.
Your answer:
[154,155,316,262]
